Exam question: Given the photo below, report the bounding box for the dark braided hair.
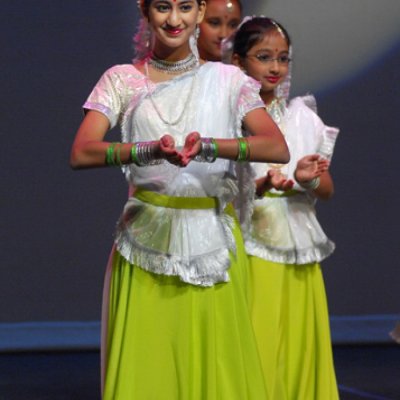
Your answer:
[141,0,204,17]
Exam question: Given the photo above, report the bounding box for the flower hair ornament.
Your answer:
[221,15,293,101]
[221,15,253,64]
[132,0,152,62]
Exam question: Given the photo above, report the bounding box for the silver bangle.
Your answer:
[299,177,320,190]
[135,141,162,166]
[194,138,217,163]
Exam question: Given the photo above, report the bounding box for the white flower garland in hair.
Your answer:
[221,15,254,64]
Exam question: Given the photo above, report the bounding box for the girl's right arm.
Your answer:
[70,110,181,169]
[70,111,116,169]
[242,108,290,163]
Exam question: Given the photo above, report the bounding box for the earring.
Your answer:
[189,25,201,63]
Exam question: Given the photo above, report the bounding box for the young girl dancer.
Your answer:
[71,2,289,399]
[198,0,242,61]
[232,17,339,399]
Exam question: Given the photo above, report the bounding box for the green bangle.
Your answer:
[106,142,117,166]
[115,144,122,166]
[211,138,219,158]
[237,138,248,162]
[130,143,139,165]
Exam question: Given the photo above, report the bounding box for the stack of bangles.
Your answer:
[105,141,162,166]
[194,137,250,163]
[194,138,219,162]
[106,137,251,166]
[105,142,123,166]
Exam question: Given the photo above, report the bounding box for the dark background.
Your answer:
[1,0,399,324]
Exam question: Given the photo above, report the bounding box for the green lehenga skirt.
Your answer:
[102,207,267,399]
[248,256,339,400]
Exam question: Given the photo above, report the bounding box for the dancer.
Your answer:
[198,0,242,61]
[231,17,339,399]
[70,2,289,399]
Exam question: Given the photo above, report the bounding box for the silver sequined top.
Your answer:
[84,62,264,285]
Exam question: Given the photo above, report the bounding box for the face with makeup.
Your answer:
[145,0,206,57]
[198,0,242,61]
[242,31,290,101]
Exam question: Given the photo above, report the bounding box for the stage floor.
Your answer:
[0,345,399,399]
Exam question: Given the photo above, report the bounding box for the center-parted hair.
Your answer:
[233,17,291,58]
[141,0,204,16]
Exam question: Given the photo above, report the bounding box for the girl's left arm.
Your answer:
[209,108,290,164]
[293,154,334,200]
[313,171,334,200]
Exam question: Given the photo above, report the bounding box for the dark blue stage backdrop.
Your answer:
[1,0,399,349]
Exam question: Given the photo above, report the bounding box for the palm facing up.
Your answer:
[294,154,329,184]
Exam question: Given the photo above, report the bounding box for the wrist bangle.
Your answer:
[237,138,249,162]
[299,177,320,190]
[130,144,139,165]
[115,143,122,166]
[211,138,219,158]
[194,137,218,163]
[131,141,162,166]
[106,142,118,166]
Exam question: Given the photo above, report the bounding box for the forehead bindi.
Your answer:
[257,34,288,52]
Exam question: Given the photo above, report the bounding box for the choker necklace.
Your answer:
[148,52,198,74]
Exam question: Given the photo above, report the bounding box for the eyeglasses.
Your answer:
[246,54,291,65]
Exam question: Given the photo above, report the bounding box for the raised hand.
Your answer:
[268,169,294,191]
[294,154,329,185]
[256,169,294,197]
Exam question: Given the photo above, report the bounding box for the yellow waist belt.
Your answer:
[134,188,233,212]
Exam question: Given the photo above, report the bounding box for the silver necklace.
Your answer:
[148,52,197,74]
[144,60,198,126]
[266,97,286,125]
[266,97,288,172]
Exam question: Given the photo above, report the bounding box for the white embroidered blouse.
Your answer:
[244,95,339,265]
[83,62,264,286]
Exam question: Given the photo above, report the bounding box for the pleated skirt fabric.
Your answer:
[102,214,268,399]
[248,256,339,400]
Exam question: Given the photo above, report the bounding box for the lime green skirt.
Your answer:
[103,213,267,399]
[248,256,339,400]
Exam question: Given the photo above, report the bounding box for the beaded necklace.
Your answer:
[148,52,198,74]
